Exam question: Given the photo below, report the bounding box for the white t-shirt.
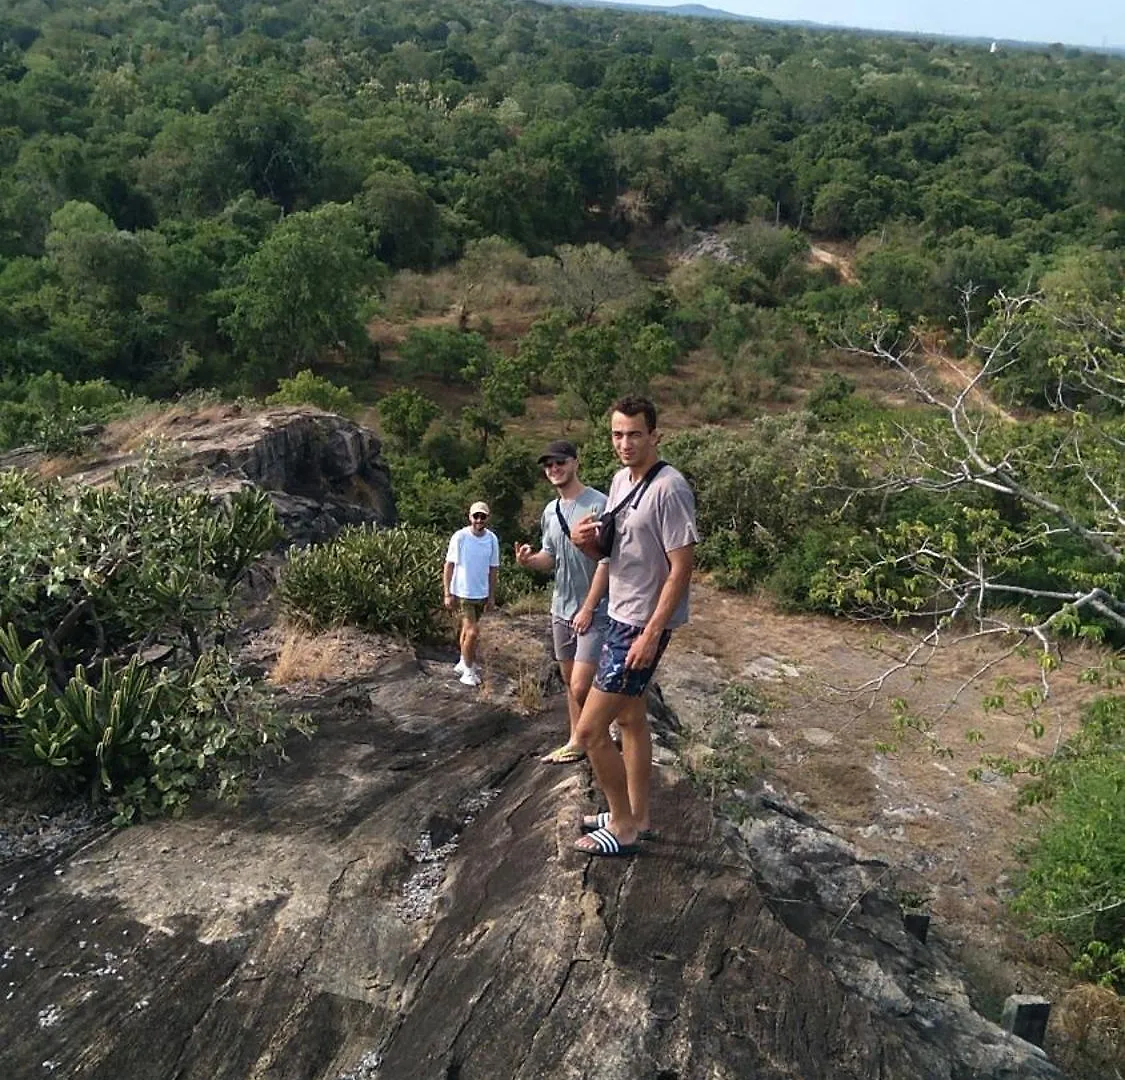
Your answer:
[445,527,500,600]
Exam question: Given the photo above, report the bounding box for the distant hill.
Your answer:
[538,0,760,21]
[629,2,754,19]
[541,0,1125,55]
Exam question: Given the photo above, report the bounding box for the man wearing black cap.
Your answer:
[515,440,610,764]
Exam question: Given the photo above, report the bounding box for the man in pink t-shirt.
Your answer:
[569,396,699,857]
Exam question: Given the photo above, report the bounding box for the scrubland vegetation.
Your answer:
[1,0,1125,1011]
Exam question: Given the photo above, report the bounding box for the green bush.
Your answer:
[0,464,280,672]
[422,427,485,479]
[807,371,858,422]
[0,629,299,823]
[664,417,863,590]
[575,423,621,495]
[0,371,141,453]
[280,525,447,640]
[0,461,297,821]
[763,526,859,612]
[496,550,547,607]
[266,369,357,416]
[377,387,441,452]
[388,454,471,533]
[398,326,492,384]
[1012,696,1125,988]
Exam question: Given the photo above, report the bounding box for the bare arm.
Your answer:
[572,561,609,633]
[487,565,498,609]
[568,513,603,559]
[625,545,694,668]
[443,561,455,610]
[514,541,555,574]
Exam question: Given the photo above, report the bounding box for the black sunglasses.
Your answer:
[471,513,489,521]
[542,457,569,467]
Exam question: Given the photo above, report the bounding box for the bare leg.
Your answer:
[616,695,651,833]
[569,660,596,719]
[574,688,636,846]
[561,659,597,745]
[541,659,581,761]
[559,659,578,742]
[461,620,479,667]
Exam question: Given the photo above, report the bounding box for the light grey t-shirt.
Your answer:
[605,464,699,630]
[541,486,608,621]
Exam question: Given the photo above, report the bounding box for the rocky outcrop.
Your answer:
[0,405,396,543]
[0,647,1060,1080]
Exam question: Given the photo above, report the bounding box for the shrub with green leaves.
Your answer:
[664,417,863,593]
[281,525,447,640]
[1012,693,1125,985]
[0,629,301,823]
[0,371,142,453]
[0,461,280,675]
[0,460,298,821]
[266,369,357,416]
[398,326,492,384]
[377,387,441,451]
[1011,694,1125,988]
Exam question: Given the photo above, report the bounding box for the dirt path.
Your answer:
[919,342,1021,423]
[666,583,1099,1013]
[809,243,857,284]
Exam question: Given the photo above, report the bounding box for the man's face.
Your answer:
[542,455,578,488]
[610,411,658,467]
[469,510,489,533]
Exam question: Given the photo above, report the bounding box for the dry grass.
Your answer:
[476,614,551,715]
[503,591,551,617]
[256,623,404,688]
[512,663,545,714]
[268,628,349,686]
[1054,983,1125,1073]
[99,400,245,455]
[35,454,83,480]
[380,266,544,326]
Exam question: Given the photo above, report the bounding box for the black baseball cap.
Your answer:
[537,439,578,464]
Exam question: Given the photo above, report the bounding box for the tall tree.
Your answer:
[221,203,370,382]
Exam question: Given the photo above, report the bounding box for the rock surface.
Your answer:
[1,648,1061,1080]
[0,405,396,543]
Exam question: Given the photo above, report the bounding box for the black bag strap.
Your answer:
[554,498,570,538]
[606,460,667,517]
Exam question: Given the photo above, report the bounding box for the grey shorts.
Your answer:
[551,615,609,665]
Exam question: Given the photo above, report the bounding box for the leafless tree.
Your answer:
[829,285,1125,729]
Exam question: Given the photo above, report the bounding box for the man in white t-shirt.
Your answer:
[443,500,500,687]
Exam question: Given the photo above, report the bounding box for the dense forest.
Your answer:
[2,0,1125,1021]
[2,0,1125,404]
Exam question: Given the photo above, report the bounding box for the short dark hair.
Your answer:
[610,395,657,432]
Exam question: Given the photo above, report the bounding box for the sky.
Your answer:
[637,1,1124,50]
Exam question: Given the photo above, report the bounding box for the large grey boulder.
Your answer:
[0,405,396,544]
[0,649,1060,1080]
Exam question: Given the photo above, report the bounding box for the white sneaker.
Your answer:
[454,659,467,676]
[459,667,482,687]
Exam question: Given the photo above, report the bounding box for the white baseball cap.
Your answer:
[469,501,490,517]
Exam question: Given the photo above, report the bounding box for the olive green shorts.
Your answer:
[457,598,487,622]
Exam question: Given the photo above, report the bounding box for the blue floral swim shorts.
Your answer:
[593,618,672,698]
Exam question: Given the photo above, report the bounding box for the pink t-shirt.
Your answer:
[604,464,699,629]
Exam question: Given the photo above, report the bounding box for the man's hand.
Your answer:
[624,629,660,670]
[514,542,533,566]
[443,593,455,611]
[572,606,594,634]
[570,513,599,547]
